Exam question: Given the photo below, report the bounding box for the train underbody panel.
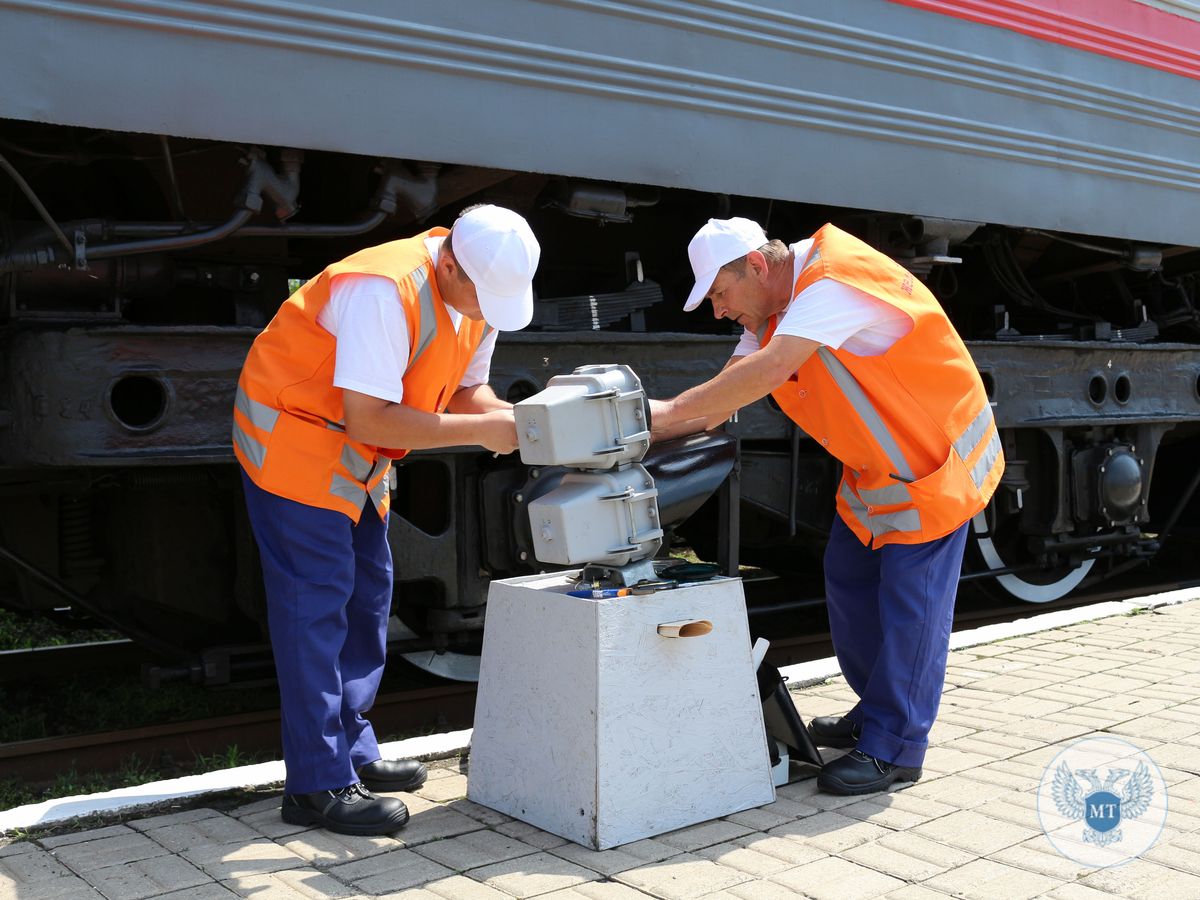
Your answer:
[2,1,1200,680]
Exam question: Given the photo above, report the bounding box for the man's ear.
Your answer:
[442,246,469,283]
[746,249,769,282]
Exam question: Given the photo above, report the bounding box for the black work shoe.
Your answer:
[817,750,922,796]
[807,716,862,750]
[356,758,428,793]
[281,782,409,835]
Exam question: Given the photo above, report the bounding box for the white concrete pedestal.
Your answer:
[468,571,775,850]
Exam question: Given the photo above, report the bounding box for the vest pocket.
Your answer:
[261,413,353,508]
[902,448,983,540]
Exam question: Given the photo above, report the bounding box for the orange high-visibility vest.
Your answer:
[233,228,489,522]
[763,224,1003,547]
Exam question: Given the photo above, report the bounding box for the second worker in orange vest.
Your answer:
[234,204,540,834]
[651,217,1003,796]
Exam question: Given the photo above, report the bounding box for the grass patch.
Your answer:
[0,745,273,813]
[0,608,121,650]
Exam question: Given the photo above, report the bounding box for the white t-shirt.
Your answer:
[315,236,497,404]
[733,239,912,358]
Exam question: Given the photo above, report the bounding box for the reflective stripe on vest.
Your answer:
[232,420,266,470]
[236,386,280,434]
[819,347,998,538]
[232,388,278,471]
[839,481,923,539]
[818,347,917,486]
[857,483,912,506]
[331,472,366,508]
[409,267,439,368]
[367,460,391,512]
[953,403,1003,491]
[236,385,386,515]
[340,443,374,483]
[971,429,1003,491]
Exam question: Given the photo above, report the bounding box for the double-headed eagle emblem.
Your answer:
[1052,761,1154,847]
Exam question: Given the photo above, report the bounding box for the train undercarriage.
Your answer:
[3,124,1200,682]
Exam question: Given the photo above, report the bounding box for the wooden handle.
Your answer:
[656,619,713,638]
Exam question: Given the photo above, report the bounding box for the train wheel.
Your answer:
[969,510,1094,603]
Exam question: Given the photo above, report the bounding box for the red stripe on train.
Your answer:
[888,0,1200,80]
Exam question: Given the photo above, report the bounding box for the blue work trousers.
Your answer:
[824,515,969,768]
[240,470,392,794]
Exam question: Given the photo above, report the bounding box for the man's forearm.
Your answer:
[448,383,511,414]
[341,388,517,453]
[652,336,818,441]
[344,403,488,449]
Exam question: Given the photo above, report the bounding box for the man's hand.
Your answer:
[477,409,519,455]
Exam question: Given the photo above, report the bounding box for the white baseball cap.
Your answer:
[452,205,541,331]
[683,217,769,312]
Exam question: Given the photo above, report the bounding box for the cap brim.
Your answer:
[683,270,717,312]
[477,283,534,332]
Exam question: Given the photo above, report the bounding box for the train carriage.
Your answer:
[1,0,1199,680]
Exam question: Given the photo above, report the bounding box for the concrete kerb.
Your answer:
[0,729,471,834]
[2,587,1196,834]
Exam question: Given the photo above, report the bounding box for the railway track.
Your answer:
[3,576,1196,789]
[1,683,478,785]
[0,639,144,685]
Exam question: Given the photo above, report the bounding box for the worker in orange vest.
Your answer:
[651,218,1003,795]
[233,205,539,833]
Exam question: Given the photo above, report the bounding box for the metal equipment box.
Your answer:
[468,571,775,849]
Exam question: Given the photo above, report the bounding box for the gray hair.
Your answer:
[719,239,789,277]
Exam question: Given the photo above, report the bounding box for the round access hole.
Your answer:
[109,374,169,431]
[1114,374,1132,405]
[1088,375,1108,406]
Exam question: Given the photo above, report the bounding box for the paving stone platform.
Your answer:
[4,597,1200,899]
